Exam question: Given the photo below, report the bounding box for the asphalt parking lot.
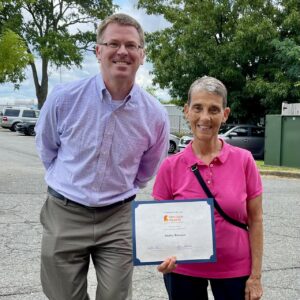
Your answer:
[0,128,299,299]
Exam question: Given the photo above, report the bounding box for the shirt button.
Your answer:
[210,164,214,167]
[207,180,211,184]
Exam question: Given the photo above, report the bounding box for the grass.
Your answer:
[256,160,300,173]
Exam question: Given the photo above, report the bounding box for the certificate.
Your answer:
[132,199,216,266]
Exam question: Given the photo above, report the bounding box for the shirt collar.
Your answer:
[97,73,138,104]
[96,74,106,101]
[182,138,230,168]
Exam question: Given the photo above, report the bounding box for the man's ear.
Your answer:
[95,44,102,61]
[140,49,145,65]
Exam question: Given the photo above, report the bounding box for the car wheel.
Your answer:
[10,123,19,132]
[168,141,176,154]
[28,126,35,136]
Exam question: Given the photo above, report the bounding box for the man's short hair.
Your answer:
[187,76,228,108]
[97,13,145,47]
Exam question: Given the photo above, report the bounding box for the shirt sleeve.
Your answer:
[152,158,173,200]
[245,153,263,200]
[35,87,62,170]
[134,110,170,188]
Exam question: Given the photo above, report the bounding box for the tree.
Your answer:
[145,85,159,98]
[138,0,300,123]
[0,0,115,108]
[0,29,33,86]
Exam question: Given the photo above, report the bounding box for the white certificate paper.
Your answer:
[132,199,216,266]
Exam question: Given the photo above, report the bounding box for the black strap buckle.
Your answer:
[191,164,198,172]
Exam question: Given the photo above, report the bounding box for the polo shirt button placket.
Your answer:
[208,164,214,185]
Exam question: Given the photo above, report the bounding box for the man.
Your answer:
[35,13,169,300]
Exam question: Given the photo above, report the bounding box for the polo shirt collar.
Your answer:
[182,138,230,167]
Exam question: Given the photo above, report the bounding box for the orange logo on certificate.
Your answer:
[163,214,183,223]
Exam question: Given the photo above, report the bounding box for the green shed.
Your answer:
[265,114,300,168]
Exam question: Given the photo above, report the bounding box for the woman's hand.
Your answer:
[245,276,263,300]
[157,256,177,274]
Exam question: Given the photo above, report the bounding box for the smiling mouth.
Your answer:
[197,125,212,131]
[113,61,130,65]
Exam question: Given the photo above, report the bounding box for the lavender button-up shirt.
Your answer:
[35,74,169,207]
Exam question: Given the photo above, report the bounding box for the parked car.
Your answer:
[16,121,37,136]
[218,123,236,134]
[1,107,40,132]
[178,124,265,159]
[178,135,193,151]
[169,134,180,154]
[220,125,265,159]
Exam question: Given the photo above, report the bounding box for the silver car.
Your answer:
[169,134,180,154]
[1,107,40,132]
[178,135,193,151]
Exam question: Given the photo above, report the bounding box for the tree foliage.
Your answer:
[0,29,33,86]
[138,0,300,123]
[0,0,116,108]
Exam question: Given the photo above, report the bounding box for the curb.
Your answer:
[259,170,300,179]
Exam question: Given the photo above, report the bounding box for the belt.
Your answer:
[47,186,136,209]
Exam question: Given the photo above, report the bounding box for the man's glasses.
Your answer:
[98,41,143,52]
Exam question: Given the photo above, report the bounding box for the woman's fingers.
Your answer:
[157,256,177,274]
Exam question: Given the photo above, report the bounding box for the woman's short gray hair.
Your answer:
[96,13,145,47]
[187,76,228,108]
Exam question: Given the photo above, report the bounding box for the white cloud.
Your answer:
[0,1,170,105]
[116,0,169,33]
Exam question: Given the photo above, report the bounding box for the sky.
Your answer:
[0,0,169,105]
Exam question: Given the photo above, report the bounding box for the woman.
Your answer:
[153,76,263,300]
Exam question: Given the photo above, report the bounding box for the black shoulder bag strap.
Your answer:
[191,164,248,231]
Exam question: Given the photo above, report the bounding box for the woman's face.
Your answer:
[184,90,230,143]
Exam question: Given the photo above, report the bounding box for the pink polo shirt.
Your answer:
[152,140,263,279]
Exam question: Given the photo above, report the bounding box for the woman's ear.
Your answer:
[223,107,231,122]
[183,103,189,118]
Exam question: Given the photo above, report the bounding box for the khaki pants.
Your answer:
[40,194,133,300]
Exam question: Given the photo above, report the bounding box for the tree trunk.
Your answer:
[30,57,48,109]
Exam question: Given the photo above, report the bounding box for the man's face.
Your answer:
[95,23,145,85]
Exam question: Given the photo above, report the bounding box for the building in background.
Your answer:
[163,104,190,135]
[265,102,300,168]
